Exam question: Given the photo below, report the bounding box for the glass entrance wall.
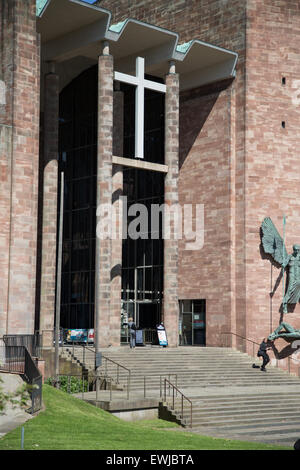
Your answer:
[121,169,164,333]
[121,76,165,339]
[58,66,97,329]
[179,300,206,346]
[58,66,165,338]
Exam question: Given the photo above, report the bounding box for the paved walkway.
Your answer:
[0,373,33,439]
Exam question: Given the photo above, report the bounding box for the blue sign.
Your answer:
[135,329,144,345]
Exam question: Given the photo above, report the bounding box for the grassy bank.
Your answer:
[0,385,291,450]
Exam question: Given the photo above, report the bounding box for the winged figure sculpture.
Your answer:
[261,217,300,313]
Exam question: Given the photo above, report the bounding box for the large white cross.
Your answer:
[114,57,166,159]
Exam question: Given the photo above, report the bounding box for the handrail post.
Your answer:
[127,371,131,400]
[144,376,146,398]
[172,385,174,410]
[181,394,183,419]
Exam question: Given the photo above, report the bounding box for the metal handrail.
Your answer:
[222,331,300,375]
[3,334,42,359]
[62,344,132,399]
[142,374,178,399]
[101,354,131,399]
[163,378,193,428]
[0,344,42,413]
[0,345,25,374]
[23,348,43,414]
[221,331,260,357]
[48,371,128,402]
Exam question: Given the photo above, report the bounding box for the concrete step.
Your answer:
[191,410,300,425]
[191,427,299,447]
[210,423,300,436]
[191,405,300,420]
[185,401,300,413]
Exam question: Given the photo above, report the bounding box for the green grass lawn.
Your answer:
[0,385,292,450]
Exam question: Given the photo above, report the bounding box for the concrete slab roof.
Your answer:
[37,0,238,91]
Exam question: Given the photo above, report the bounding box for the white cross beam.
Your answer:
[114,57,166,159]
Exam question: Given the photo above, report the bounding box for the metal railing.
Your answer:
[143,329,158,345]
[222,331,300,376]
[61,344,132,400]
[163,378,193,428]
[102,355,131,391]
[47,373,92,398]
[47,372,124,402]
[0,343,42,414]
[221,331,260,357]
[23,348,43,414]
[142,374,178,399]
[0,345,25,374]
[3,334,42,359]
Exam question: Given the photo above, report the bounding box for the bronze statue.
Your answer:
[268,322,300,341]
[261,217,300,313]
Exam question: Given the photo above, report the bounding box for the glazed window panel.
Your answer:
[58,65,98,330]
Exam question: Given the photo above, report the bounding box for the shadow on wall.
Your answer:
[271,341,299,360]
[179,78,233,169]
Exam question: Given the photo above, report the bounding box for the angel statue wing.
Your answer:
[261,217,288,266]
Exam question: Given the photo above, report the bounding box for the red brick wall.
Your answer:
[244,0,300,363]
[100,0,247,346]
[178,84,233,345]
[0,0,40,335]
[99,0,245,52]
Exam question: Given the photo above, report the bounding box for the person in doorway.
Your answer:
[256,338,272,371]
[127,317,136,349]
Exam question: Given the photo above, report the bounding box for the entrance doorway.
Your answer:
[179,300,206,346]
[137,302,160,328]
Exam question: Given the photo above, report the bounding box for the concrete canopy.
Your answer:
[37,0,238,91]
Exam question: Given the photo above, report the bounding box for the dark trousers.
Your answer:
[258,351,270,369]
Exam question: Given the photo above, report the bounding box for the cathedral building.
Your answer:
[1,0,300,354]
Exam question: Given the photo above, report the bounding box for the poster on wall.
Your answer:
[66,329,94,344]
[156,323,168,347]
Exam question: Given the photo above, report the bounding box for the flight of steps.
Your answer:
[186,391,300,447]
[60,345,300,447]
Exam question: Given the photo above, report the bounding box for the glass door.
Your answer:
[181,311,193,345]
[179,300,206,346]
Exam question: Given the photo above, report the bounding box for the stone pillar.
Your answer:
[95,42,114,349]
[110,165,123,345]
[163,63,179,347]
[39,65,59,346]
[110,88,124,346]
[0,0,40,335]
